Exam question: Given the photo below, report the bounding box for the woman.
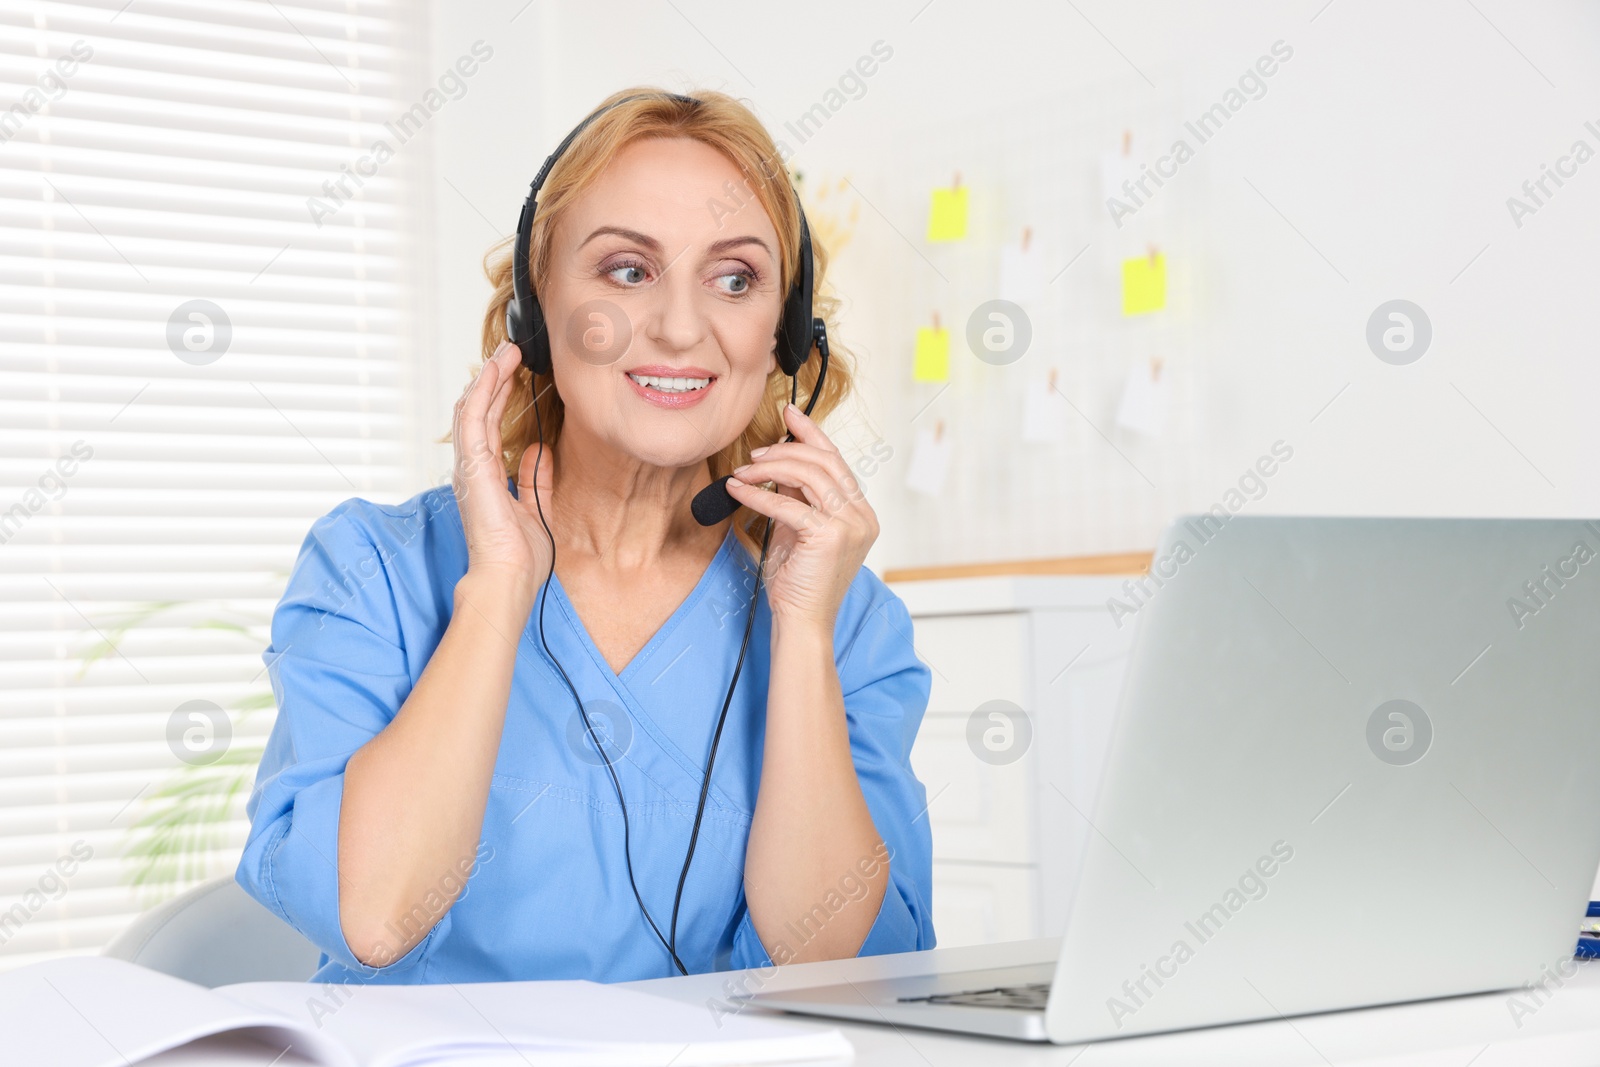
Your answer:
[237,88,935,984]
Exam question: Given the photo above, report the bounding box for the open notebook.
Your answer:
[2,956,852,1067]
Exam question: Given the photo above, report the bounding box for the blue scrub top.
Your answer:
[236,480,936,984]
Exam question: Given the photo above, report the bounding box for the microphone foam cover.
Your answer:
[691,475,741,527]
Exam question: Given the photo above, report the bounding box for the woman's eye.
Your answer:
[606,263,648,286]
[716,270,753,295]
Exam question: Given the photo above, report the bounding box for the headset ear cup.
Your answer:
[777,290,808,376]
[507,192,554,376]
[519,341,551,378]
[525,298,551,376]
[505,300,530,374]
[506,288,552,376]
[777,205,817,376]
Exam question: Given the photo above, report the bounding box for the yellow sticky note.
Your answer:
[914,327,950,382]
[927,187,968,242]
[1122,254,1167,315]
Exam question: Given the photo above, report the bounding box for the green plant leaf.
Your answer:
[85,594,282,901]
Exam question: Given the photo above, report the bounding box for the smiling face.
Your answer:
[539,135,785,471]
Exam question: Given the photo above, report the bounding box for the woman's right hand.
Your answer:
[451,340,555,595]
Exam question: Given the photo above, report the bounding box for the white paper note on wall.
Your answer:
[999,241,1044,304]
[1115,361,1168,438]
[906,426,952,497]
[1022,373,1065,444]
[1099,149,1137,205]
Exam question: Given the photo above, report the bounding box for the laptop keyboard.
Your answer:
[897,981,1051,1011]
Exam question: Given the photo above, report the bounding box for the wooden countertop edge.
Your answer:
[882,551,1154,583]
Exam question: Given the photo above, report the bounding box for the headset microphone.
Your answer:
[503,91,831,976]
[689,318,829,527]
[688,477,740,527]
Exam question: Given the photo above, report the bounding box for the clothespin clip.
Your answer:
[1147,243,1160,266]
[952,171,962,191]
[1150,357,1164,381]
[1021,226,1032,252]
[934,419,945,442]
[1047,367,1059,393]
[931,310,941,332]
[1121,129,1132,157]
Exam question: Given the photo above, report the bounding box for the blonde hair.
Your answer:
[446,86,857,559]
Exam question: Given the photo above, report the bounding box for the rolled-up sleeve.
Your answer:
[728,573,936,969]
[236,498,446,979]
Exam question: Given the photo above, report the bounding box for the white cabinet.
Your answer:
[892,575,1141,948]
[910,710,1034,865]
[924,863,1038,946]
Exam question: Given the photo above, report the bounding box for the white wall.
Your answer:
[417,0,1600,572]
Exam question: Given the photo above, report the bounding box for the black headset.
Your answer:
[501,91,830,975]
[505,92,825,377]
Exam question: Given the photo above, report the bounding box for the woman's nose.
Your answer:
[642,259,712,352]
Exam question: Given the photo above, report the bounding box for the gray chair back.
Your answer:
[104,877,322,987]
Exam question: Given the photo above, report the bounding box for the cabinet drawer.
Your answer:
[929,862,1038,947]
[911,714,1034,864]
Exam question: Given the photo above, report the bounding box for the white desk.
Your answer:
[626,939,1600,1066]
[136,940,1600,1064]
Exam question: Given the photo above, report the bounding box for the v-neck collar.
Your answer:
[537,522,742,687]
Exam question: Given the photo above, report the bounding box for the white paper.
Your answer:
[1115,363,1169,438]
[223,979,851,1067]
[905,428,952,497]
[998,241,1044,304]
[0,955,849,1067]
[0,956,351,1067]
[1098,150,1137,205]
[1022,376,1065,444]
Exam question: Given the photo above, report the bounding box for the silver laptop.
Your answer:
[746,515,1600,1043]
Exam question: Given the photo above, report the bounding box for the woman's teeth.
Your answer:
[628,373,711,393]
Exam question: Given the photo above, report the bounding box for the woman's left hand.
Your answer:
[725,403,879,631]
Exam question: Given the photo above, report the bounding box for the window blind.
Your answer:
[0,0,427,970]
